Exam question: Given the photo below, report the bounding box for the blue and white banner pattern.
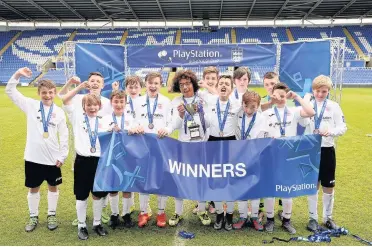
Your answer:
[94,132,321,201]
[75,43,125,98]
[279,40,331,97]
[127,44,277,67]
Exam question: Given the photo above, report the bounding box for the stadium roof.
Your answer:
[0,0,372,23]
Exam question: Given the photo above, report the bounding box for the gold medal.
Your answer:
[90,147,96,153]
[43,132,49,138]
[219,131,224,137]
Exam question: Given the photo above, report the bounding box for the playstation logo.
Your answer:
[158,50,173,62]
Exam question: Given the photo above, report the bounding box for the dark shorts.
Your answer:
[208,135,237,141]
[319,147,336,188]
[25,161,62,188]
[73,154,108,200]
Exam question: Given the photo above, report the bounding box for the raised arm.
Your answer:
[287,91,315,118]
[61,81,90,105]
[5,67,33,113]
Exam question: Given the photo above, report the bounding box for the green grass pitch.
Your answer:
[0,86,371,245]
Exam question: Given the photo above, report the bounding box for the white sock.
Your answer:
[323,191,335,222]
[93,198,103,226]
[27,192,40,217]
[251,199,260,218]
[122,197,130,215]
[47,190,59,216]
[130,193,135,207]
[103,196,109,208]
[157,195,167,214]
[214,201,224,214]
[139,193,149,214]
[175,198,183,215]
[264,198,275,218]
[238,201,248,218]
[226,201,234,214]
[76,200,87,228]
[198,201,206,212]
[109,194,119,216]
[308,192,319,220]
[282,198,293,219]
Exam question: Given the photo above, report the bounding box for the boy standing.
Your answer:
[5,67,68,232]
[262,82,315,234]
[233,91,266,231]
[130,72,173,228]
[63,91,109,240]
[305,75,347,231]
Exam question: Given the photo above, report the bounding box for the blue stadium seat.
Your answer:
[74,29,125,44]
[181,28,231,45]
[290,27,357,60]
[0,29,73,83]
[346,26,372,56]
[236,27,288,43]
[125,28,176,45]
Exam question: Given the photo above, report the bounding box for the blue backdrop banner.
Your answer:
[279,40,331,97]
[94,132,321,201]
[127,44,277,67]
[75,43,125,98]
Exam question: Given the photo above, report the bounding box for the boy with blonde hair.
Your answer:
[305,75,347,232]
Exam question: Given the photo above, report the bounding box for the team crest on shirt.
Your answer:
[125,121,130,126]
[158,104,163,109]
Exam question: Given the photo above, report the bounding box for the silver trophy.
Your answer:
[184,103,201,140]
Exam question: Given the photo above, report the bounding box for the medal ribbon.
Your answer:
[40,101,54,134]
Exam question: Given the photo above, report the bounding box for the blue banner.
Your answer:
[94,132,321,201]
[279,40,331,97]
[127,44,277,67]
[75,43,125,98]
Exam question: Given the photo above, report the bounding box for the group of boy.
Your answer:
[5,64,346,240]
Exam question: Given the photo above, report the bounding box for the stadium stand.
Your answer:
[125,28,176,46]
[0,29,73,83]
[347,26,372,56]
[236,27,288,43]
[73,29,125,44]
[290,27,358,60]
[0,27,372,85]
[181,28,231,44]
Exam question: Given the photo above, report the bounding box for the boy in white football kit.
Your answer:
[262,82,315,234]
[130,72,173,228]
[305,75,347,232]
[63,90,110,240]
[170,70,212,226]
[6,67,68,232]
[193,66,219,215]
[204,75,241,231]
[233,91,266,231]
[99,90,137,229]
[60,72,113,226]
[229,67,251,103]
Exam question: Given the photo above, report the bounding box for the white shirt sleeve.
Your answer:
[62,103,76,124]
[330,103,347,137]
[5,76,31,114]
[57,113,69,164]
[294,106,310,127]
